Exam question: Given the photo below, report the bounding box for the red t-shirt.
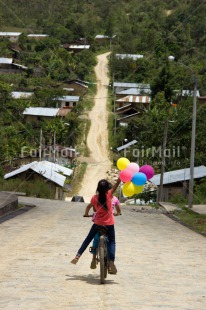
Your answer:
[91,190,115,226]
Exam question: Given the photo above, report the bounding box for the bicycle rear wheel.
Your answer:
[99,236,106,284]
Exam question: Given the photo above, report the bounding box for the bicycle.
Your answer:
[90,225,108,284]
[84,215,109,284]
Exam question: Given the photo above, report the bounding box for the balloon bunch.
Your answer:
[116,157,155,197]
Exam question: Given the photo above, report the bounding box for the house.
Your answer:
[62,80,88,96]
[0,57,27,73]
[113,82,151,95]
[115,54,144,60]
[95,34,116,43]
[150,166,206,201]
[23,107,70,125]
[55,95,80,108]
[27,34,49,40]
[0,32,21,42]
[11,91,34,99]
[4,161,73,199]
[62,44,90,53]
[115,95,150,110]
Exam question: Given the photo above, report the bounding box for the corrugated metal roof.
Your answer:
[23,107,59,117]
[114,82,150,88]
[116,140,138,152]
[116,104,132,111]
[150,166,206,186]
[27,34,48,37]
[116,54,143,60]
[95,35,109,39]
[68,45,90,49]
[12,91,33,99]
[4,161,73,187]
[175,89,200,97]
[116,95,151,103]
[56,96,80,102]
[0,57,13,64]
[117,112,140,122]
[0,32,21,36]
[117,88,151,95]
[12,63,28,70]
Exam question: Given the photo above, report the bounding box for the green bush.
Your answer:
[169,193,187,205]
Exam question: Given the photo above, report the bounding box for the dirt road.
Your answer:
[77,52,112,202]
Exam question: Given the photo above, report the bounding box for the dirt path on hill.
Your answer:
[77,52,112,202]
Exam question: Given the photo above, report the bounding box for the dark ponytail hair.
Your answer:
[97,179,110,210]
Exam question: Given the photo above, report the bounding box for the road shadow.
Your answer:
[0,204,36,224]
[65,274,118,285]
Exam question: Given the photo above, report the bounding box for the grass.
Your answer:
[173,207,206,235]
[66,162,87,197]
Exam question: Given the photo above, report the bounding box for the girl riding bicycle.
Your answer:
[71,177,121,274]
[84,192,121,269]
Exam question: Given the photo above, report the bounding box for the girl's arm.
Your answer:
[110,178,121,195]
[84,203,93,216]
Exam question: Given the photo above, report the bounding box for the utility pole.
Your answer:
[158,119,169,203]
[188,76,197,208]
[39,128,43,161]
[53,130,56,162]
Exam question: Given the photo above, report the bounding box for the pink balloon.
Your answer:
[119,168,133,183]
[126,162,139,175]
[139,165,155,180]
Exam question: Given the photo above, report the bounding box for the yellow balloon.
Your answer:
[134,185,144,194]
[117,157,130,171]
[122,182,135,197]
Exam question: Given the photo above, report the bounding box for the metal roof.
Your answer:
[116,54,143,60]
[117,112,140,122]
[12,91,33,99]
[150,166,206,186]
[4,161,73,187]
[0,57,13,64]
[27,34,48,37]
[12,63,28,70]
[116,140,138,152]
[56,96,80,102]
[0,32,21,36]
[175,89,200,97]
[23,107,59,117]
[68,45,90,49]
[114,82,151,89]
[117,87,151,95]
[116,95,151,103]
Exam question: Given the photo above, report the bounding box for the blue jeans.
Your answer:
[77,224,116,261]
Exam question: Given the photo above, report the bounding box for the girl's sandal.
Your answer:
[71,256,80,265]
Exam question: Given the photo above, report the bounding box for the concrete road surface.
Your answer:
[0,197,206,310]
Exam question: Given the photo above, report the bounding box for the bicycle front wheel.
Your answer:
[99,236,106,284]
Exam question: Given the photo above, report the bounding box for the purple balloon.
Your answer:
[139,165,155,180]
[132,172,147,186]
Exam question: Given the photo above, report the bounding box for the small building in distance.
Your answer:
[115,54,144,60]
[27,34,49,40]
[0,32,22,42]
